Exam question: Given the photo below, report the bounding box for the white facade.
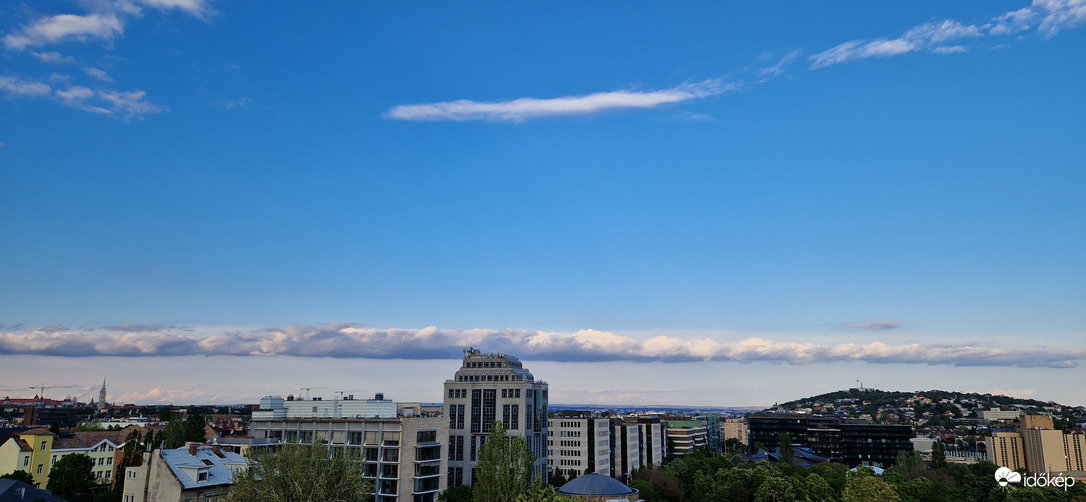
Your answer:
[547,416,610,478]
[253,393,397,420]
[443,348,548,487]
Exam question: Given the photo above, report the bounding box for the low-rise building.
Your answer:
[121,443,246,502]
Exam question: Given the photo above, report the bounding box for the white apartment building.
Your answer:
[443,348,549,487]
[547,415,610,479]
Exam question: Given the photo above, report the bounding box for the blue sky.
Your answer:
[1,1,1084,406]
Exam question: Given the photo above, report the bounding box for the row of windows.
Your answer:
[553,421,584,429]
[448,389,467,399]
[456,374,523,382]
[547,440,581,447]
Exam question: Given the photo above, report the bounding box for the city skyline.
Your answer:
[1,1,1084,406]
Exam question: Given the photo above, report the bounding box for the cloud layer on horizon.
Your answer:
[1,323,1083,369]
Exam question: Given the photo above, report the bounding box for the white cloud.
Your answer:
[386,80,735,122]
[54,85,166,119]
[756,50,802,82]
[1,323,1083,369]
[84,67,114,82]
[0,75,52,97]
[810,20,982,69]
[4,13,124,51]
[1035,0,1086,37]
[129,0,214,19]
[931,46,968,54]
[990,7,1038,35]
[812,1,1086,69]
[31,51,75,63]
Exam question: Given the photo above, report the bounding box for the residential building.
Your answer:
[0,429,54,487]
[250,415,446,502]
[443,348,548,487]
[721,417,748,448]
[0,479,67,502]
[547,413,610,479]
[121,443,246,502]
[982,408,1023,421]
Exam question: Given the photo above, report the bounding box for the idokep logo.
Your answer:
[995,467,1021,487]
[995,466,1077,491]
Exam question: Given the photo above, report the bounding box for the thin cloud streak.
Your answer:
[843,320,902,331]
[386,80,735,122]
[810,0,1086,68]
[1,324,1083,369]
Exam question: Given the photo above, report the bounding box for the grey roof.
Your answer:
[0,479,68,502]
[557,473,637,496]
[160,445,248,490]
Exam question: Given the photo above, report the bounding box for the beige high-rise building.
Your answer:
[1021,414,1055,431]
[990,432,1026,471]
[1022,428,1077,474]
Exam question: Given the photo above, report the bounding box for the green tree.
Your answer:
[754,476,796,502]
[893,450,925,473]
[48,453,96,502]
[779,433,794,466]
[438,485,474,502]
[549,468,568,487]
[473,421,534,502]
[843,469,899,502]
[514,482,579,502]
[0,470,36,485]
[628,480,659,502]
[226,441,371,502]
[161,414,208,449]
[931,441,947,470]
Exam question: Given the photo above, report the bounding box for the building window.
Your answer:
[124,495,135,502]
[51,455,57,465]
[417,430,437,443]
[198,471,209,482]
[128,470,136,479]
[40,441,47,451]
[37,464,43,474]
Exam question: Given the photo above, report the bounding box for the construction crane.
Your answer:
[30,384,82,404]
[299,387,328,400]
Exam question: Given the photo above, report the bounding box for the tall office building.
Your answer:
[443,348,549,487]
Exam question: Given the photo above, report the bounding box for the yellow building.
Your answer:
[990,432,1026,472]
[0,428,55,487]
[1,427,128,489]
